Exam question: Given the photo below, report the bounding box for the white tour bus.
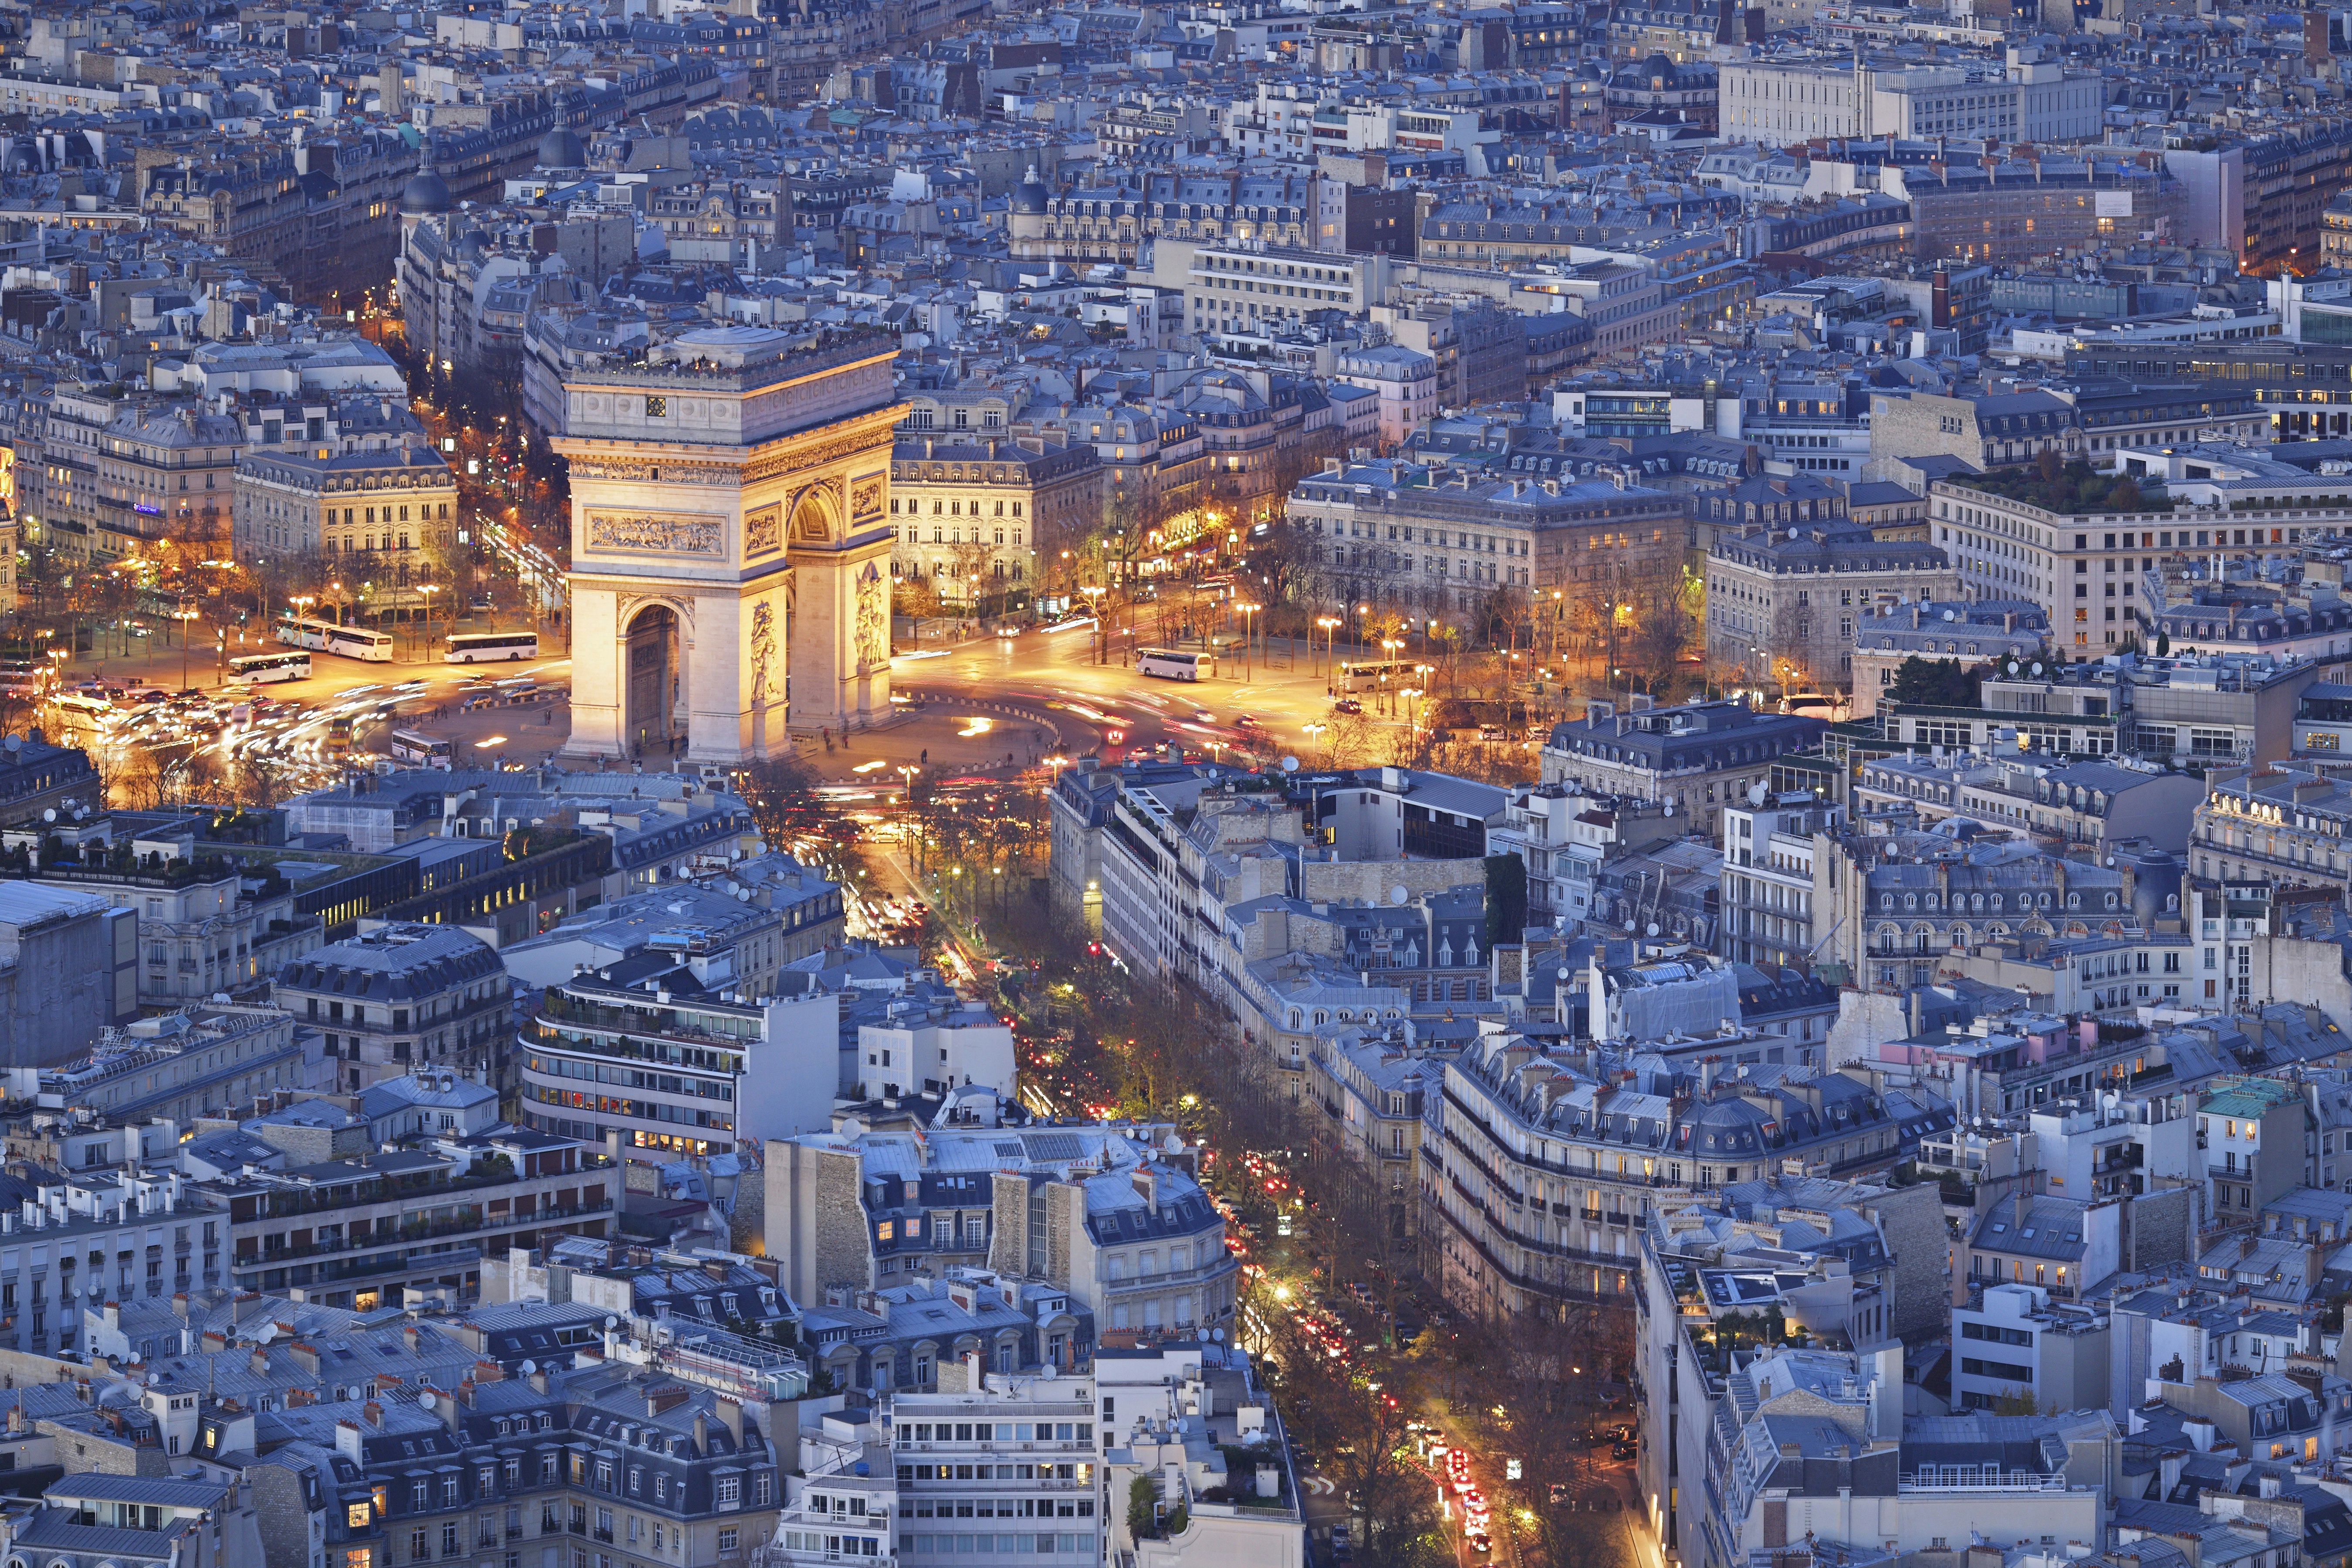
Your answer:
[277,616,394,662]
[444,630,541,663]
[389,729,455,770]
[1137,647,1214,681]
[229,649,313,683]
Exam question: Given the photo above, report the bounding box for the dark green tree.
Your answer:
[1126,1476,1158,1541]
[1886,656,1981,707]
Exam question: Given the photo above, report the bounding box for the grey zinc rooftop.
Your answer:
[276,921,502,998]
[44,1475,234,1507]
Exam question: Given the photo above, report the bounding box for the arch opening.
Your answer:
[625,604,682,755]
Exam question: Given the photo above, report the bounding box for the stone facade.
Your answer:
[554,328,899,760]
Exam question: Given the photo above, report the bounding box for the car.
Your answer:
[1234,713,1260,728]
[1193,709,1214,722]
[1612,1442,1637,1461]
[1333,698,1362,714]
[1549,1484,1570,1505]
[1469,1533,1492,1555]
[1330,1526,1348,1550]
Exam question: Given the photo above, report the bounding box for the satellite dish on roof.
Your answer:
[41,808,52,821]
[519,1359,537,1375]
[604,1316,618,1331]
[1943,609,1957,621]
[3,736,17,754]
[1646,923,1660,937]
[1280,755,1299,773]
[2031,662,2044,676]
[1557,968,1571,983]
[1389,884,1408,906]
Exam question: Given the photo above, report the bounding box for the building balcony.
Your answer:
[1898,1469,2069,1494]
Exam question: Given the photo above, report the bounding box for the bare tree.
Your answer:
[1629,582,1699,700]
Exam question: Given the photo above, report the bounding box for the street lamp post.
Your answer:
[418,584,439,663]
[1079,584,1105,662]
[1237,602,1259,679]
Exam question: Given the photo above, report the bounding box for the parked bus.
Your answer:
[229,649,313,684]
[1137,647,1214,681]
[1336,660,1409,693]
[277,616,393,662]
[443,630,540,664]
[389,728,454,770]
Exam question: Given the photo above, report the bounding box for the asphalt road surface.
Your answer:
[867,624,1395,782]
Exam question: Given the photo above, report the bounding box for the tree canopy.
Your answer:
[1887,656,1984,707]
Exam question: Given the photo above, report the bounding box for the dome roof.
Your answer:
[1011,164,1049,215]
[400,157,452,216]
[1686,1096,1769,1156]
[538,122,585,170]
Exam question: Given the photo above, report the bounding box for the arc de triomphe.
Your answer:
[551,327,898,763]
